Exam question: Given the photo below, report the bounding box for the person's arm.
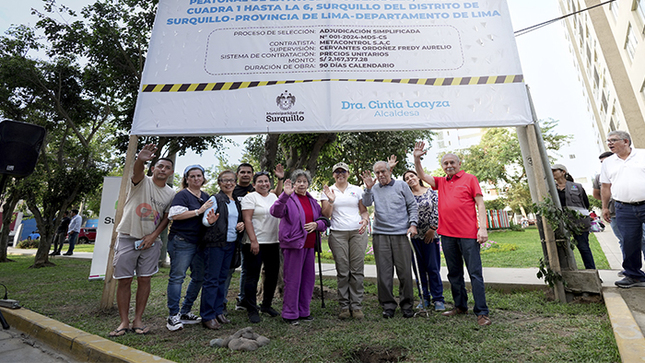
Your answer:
[358,200,369,234]
[201,196,219,226]
[475,195,488,244]
[270,179,293,218]
[593,188,601,200]
[360,170,375,207]
[601,183,612,222]
[132,144,158,185]
[271,164,285,196]
[402,183,418,236]
[321,185,335,218]
[413,141,436,188]
[140,212,170,250]
[387,154,399,170]
[242,209,261,255]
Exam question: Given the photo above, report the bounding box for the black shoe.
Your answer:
[402,308,414,318]
[382,309,395,319]
[63,252,73,256]
[615,276,645,288]
[283,318,299,325]
[260,305,280,317]
[216,314,231,324]
[299,315,314,322]
[248,310,261,324]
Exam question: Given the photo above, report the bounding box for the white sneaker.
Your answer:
[166,313,184,331]
[180,312,202,325]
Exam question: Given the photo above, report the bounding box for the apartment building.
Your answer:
[557,0,645,148]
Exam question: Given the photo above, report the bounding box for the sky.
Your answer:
[0,0,602,186]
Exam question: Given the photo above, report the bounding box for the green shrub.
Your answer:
[481,243,519,254]
[17,239,39,249]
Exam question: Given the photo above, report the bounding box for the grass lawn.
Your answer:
[25,227,612,272]
[318,227,611,269]
[0,256,619,363]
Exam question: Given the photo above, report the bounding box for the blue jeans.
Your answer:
[573,231,596,269]
[411,237,444,303]
[200,242,235,321]
[610,218,624,256]
[441,236,488,316]
[615,202,645,280]
[610,218,645,261]
[237,251,246,301]
[167,235,204,316]
[67,231,79,253]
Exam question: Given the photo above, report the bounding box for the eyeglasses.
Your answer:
[255,171,270,177]
[333,169,347,174]
[607,138,623,144]
[219,179,236,184]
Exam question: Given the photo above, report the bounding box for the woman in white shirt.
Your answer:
[321,162,370,320]
[239,171,281,323]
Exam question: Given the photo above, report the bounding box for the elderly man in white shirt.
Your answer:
[601,130,645,288]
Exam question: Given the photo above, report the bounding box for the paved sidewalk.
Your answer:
[0,326,80,363]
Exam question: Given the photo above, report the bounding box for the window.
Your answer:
[636,0,645,29]
[625,24,638,60]
[610,1,619,19]
[593,67,600,89]
[601,91,608,112]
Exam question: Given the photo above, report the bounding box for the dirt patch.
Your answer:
[313,285,338,301]
[347,346,407,363]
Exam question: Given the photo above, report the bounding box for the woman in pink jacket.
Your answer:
[270,169,328,325]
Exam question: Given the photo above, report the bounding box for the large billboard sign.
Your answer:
[131,0,532,136]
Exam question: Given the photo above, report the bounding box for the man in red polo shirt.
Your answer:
[413,141,491,326]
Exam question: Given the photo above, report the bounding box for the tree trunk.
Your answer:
[261,134,280,172]
[0,190,21,263]
[32,230,56,268]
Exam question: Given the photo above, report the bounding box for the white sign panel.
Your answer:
[132,0,532,136]
[89,177,120,280]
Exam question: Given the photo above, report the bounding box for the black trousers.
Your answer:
[241,243,281,312]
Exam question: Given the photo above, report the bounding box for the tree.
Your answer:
[454,119,570,188]
[0,0,236,266]
[0,25,110,266]
[445,120,570,212]
[0,180,24,262]
[34,0,232,163]
[244,130,434,187]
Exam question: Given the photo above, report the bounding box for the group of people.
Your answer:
[548,129,645,287]
[49,209,82,256]
[108,140,499,337]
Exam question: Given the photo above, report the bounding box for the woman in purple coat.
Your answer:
[270,169,327,325]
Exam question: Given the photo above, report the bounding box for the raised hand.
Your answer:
[361,170,375,189]
[413,141,427,160]
[274,163,284,180]
[323,185,336,203]
[137,144,158,162]
[206,209,220,225]
[387,154,399,170]
[283,179,294,195]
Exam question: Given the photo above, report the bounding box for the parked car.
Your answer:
[78,227,97,244]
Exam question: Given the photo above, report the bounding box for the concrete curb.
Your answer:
[602,287,645,363]
[0,307,174,363]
